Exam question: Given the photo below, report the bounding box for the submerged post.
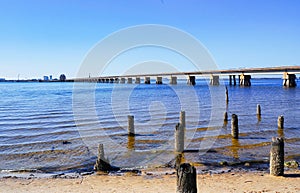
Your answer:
[270,137,284,176]
[231,114,239,139]
[257,104,261,116]
[224,112,228,122]
[225,86,229,103]
[94,144,111,171]
[229,75,232,86]
[175,123,184,153]
[128,115,135,136]
[278,115,284,129]
[177,163,197,193]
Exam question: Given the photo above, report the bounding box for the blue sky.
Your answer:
[0,0,299,79]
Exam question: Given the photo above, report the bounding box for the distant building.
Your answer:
[0,78,5,82]
[43,76,49,81]
[59,74,66,82]
[49,75,53,81]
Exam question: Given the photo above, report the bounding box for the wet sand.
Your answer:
[1,169,299,193]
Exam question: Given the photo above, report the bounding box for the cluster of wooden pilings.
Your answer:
[225,104,286,177]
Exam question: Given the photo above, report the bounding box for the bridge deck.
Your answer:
[71,66,300,80]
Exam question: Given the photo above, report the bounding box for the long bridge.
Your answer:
[69,66,300,87]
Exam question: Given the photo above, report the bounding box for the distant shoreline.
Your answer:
[0,80,74,83]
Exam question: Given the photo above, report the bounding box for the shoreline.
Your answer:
[1,168,299,193]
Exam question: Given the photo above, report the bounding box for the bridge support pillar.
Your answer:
[105,78,110,83]
[187,76,196,85]
[110,78,114,83]
[127,78,133,84]
[145,77,151,84]
[135,77,140,84]
[115,78,119,83]
[233,75,236,86]
[239,74,251,86]
[170,76,177,84]
[210,75,219,86]
[283,72,296,87]
[156,77,163,84]
[120,78,126,84]
[229,75,236,86]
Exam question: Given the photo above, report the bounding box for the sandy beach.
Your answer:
[1,169,299,193]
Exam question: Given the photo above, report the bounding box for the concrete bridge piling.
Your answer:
[239,74,251,86]
[229,75,237,86]
[145,77,151,84]
[210,75,220,85]
[127,78,133,84]
[170,76,177,84]
[283,72,296,87]
[156,77,163,84]
[135,77,140,84]
[72,66,299,87]
[120,78,126,84]
[187,76,196,86]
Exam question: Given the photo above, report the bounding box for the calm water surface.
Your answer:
[0,79,299,172]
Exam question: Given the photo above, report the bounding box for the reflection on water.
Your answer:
[0,79,300,172]
[127,136,135,150]
[257,114,262,122]
[230,138,240,159]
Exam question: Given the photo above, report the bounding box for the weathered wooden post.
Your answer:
[224,112,228,122]
[231,114,238,139]
[270,137,284,176]
[225,86,229,103]
[177,163,197,193]
[278,115,284,129]
[175,123,184,153]
[94,144,111,171]
[128,115,135,136]
[180,111,186,129]
[257,104,261,116]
